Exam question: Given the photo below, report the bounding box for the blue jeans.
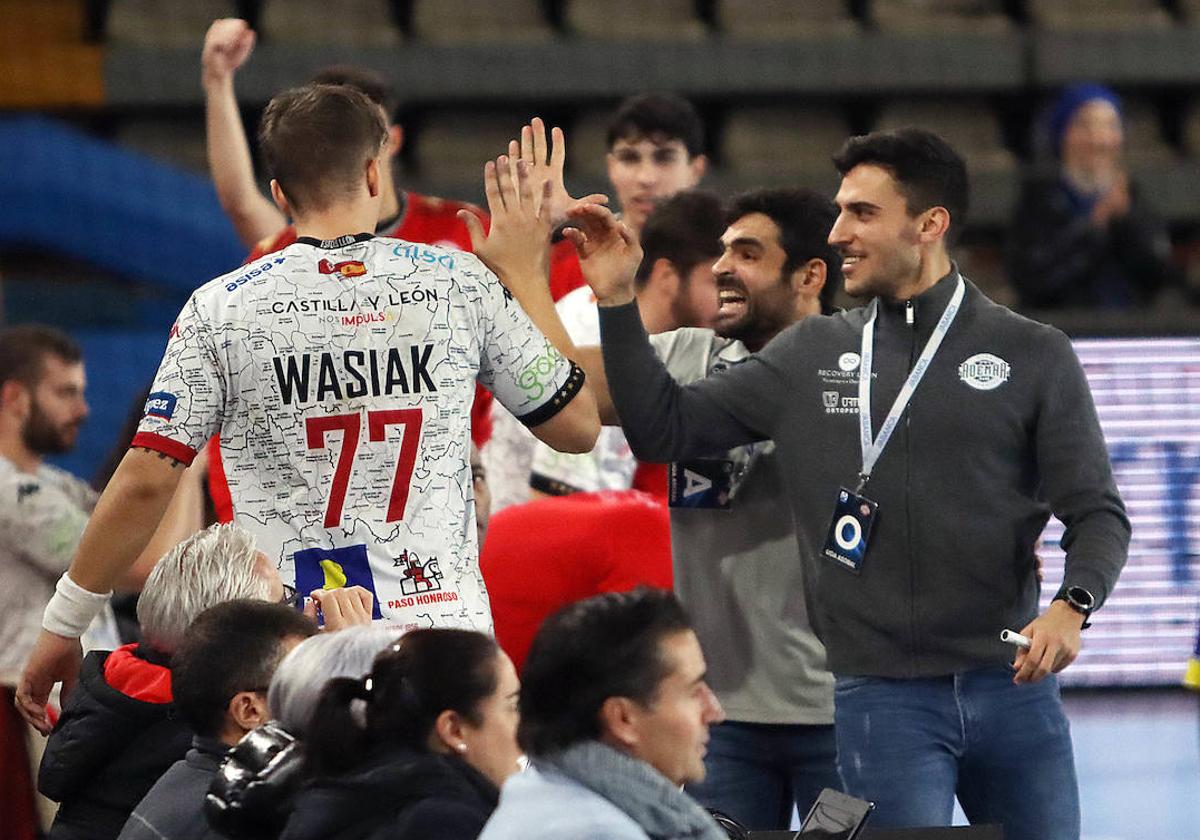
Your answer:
[686,720,841,830]
[835,666,1080,840]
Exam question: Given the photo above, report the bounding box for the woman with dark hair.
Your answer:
[279,628,521,840]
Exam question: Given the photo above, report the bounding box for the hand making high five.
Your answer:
[562,203,644,308]
[509,117,608,227]
[459,154,553,297]
[458,150,583,365]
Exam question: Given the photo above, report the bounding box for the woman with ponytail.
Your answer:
[279,628,522,840]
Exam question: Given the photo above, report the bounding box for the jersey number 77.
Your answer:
[305,408,423,527]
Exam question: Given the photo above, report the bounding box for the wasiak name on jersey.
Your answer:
[272,346,438,405]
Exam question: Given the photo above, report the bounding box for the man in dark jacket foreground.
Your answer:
[118,600,314,840]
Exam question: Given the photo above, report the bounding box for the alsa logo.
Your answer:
[144,391,177,420]
[393,244,456,270]
[318,259,367,279]
[958,353,1011,391]
[225,257,286,292]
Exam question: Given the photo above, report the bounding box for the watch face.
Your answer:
[1068,586,1095,610]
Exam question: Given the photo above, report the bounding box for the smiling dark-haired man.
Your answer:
[576,128,1129,840]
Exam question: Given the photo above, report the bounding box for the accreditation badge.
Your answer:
[821,487,879,574]
[668,459,734,510]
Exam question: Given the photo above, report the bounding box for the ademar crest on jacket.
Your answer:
[958,353,1011,390]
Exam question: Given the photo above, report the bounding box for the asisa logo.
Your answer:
[958,353,1011,391]
[225,257,286,292]
[144,391,177,420]
[318,259,367,279]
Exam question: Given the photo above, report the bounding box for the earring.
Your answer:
[456,743,468,754]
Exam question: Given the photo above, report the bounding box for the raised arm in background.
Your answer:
[202,19,286,249]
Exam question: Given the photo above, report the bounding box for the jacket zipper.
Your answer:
[906,299,918,673]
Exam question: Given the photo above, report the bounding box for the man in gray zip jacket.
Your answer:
[567,128,1129,840]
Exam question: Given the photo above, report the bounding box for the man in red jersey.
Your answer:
[486,98,713,510]
[545,92,709,301]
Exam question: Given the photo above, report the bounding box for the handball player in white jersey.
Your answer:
[16,83,599,732]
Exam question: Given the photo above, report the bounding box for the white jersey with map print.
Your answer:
[134,233,581,634]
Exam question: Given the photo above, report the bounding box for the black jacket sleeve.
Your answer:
[1034,327,1131,608]
[597,301,788,462]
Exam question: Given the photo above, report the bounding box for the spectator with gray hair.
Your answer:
[36,523,287,840]
[268,624,399,736]
[136,523,283,652]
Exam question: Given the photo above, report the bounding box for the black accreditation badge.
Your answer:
[668,459,734,510]
[821,487,879,573]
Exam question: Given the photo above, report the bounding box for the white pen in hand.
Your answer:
[1000,628,1031,649]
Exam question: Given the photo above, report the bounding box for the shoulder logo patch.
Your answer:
[958,353,1011,390]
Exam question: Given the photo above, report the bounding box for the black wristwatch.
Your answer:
[1054,586,1095,629]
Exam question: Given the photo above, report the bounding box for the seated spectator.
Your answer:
[118,600,316,840]
[269,625,400,737]
[279,628,521,840]
[38,523,286,840]
[1006,82,1177,309]
[480,589,726,840]
[199,626,399,840]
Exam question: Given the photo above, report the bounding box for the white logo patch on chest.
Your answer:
[838,352,861,372]
[958,353,1011,390]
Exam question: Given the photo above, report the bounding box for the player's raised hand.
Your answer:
[201,19,256,88]
[562,203,643,307]
[459,155,553,295]
[512,118,608,226]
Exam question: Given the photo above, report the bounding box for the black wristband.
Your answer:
[517,362,586,429]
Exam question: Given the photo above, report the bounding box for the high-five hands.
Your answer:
[510,117,608,227]
[562,204,643,307]
[458,155,554,297]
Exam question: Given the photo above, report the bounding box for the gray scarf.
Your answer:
[536,741,726,840]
